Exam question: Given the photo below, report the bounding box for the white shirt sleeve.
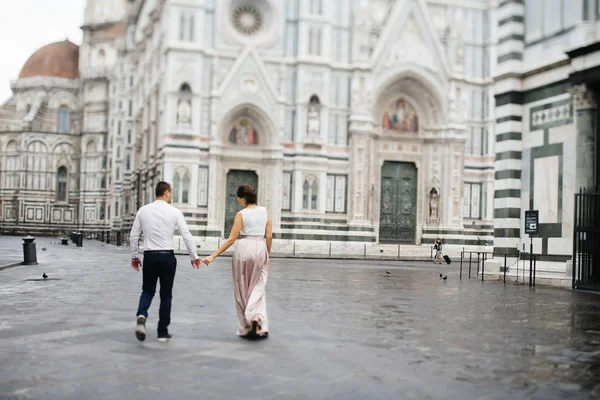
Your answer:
[130,210,142,259]
[175,210,198,260]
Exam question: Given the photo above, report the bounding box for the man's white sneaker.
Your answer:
[157,333,173,342]
[135,316,146,342]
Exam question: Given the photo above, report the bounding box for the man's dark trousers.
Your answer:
[136,251,177,336]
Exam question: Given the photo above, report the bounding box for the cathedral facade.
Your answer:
[0,0,497,253]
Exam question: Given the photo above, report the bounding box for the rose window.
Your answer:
[232,5,263,36]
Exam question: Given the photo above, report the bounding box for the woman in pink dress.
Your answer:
[202,184,272,339]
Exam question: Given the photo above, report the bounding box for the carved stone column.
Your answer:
[572,84,597,190]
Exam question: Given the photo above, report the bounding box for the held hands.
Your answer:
[131,258,142,271]
[202,255,215,266]
[191,258,202,269]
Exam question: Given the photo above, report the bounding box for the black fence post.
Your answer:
[533,254,537,288]
[504,253,507,284]
[477,253,480,277]
[468,252,472,278]
[572,191,578,290]
[482,253,486,282]
[459,248,464,280]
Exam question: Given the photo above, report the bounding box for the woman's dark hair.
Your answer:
[237,184,257,205]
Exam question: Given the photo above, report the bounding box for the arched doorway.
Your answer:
[379,161,417,243]
[224,170,258,237]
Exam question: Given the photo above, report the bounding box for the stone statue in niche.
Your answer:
[307,95,321,138]
[177,99,191,125]
[429,188,440,218]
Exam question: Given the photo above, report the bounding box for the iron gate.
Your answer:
[573,188,600,291]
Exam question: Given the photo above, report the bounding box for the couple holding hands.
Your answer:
[130,182,272,342]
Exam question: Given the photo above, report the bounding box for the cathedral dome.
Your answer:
[18,40,79,80]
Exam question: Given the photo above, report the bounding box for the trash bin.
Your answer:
[76,232,83,247]
[61,237,69,245]
[22,236,38,265]
[116,231,122,247]
[106,231,110,244]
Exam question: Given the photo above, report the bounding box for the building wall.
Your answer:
[0,0,497,250]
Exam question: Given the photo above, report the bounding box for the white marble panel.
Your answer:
[495,139,522,153]
[523,65,570,92]
[534,156,559,224]
[494,197,521,209]
[495,179,521,191]
[494,218,521,229]
[495,77,523,94]
[548,124,574,145]
[523,129,544,149]
[547,238,571,255]
[494,237,520,248]
[496,120,523,134]
[496,104,524,119]
[495,159,523,171]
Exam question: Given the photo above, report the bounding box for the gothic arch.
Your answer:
[372,66,446,129]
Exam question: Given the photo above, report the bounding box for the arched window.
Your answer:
[86,141,96,153]
[303,180,309,209]
[311,180,318,209]
[302,175,319,210]
[182,173,190,204]
[173,173,181,203]
[57,167,68,202]
[180,83,192,93]
[58,106,70,133]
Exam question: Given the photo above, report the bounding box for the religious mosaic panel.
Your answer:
[382,98,419,133]
[228,118,259,145]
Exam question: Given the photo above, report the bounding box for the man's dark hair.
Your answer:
[156,181,172,197]
[237,184,257,205]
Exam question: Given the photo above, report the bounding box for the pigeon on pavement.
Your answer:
[42,247,47,251]
[42,273,48,280]
[442,276,447,280]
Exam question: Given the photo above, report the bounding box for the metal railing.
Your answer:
[459,249,538,287]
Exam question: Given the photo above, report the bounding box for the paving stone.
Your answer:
[0,236,599,399]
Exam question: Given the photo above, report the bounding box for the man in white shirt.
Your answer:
[130,181,201,342]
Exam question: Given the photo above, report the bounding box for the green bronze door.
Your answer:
[379,161,417,243]
[224,170,258,237]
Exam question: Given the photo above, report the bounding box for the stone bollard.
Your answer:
[22,236,38,265]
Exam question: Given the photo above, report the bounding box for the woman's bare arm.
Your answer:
[203,212,242,264]
[265,209,273,254]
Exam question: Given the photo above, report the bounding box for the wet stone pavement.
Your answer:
[0,236,599,400]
